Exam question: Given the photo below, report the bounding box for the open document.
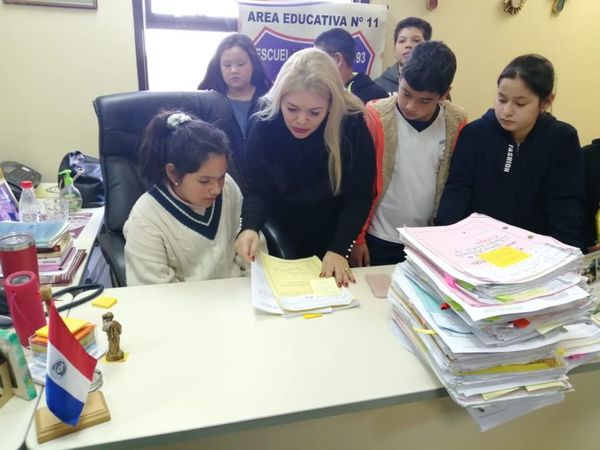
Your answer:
[251,252,356,315]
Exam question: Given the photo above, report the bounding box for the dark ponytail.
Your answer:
[139,110,230,185]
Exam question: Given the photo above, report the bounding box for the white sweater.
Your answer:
[123,175,246,286]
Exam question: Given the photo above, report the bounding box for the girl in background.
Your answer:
[198,33,272,192]
[123,110,246,285]
[436,54,585,248]
[235,48,375,287]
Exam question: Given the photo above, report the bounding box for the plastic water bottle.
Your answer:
[18,180,40,222]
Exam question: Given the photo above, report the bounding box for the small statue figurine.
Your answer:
[40,286,54,313]
[102,312,124,361]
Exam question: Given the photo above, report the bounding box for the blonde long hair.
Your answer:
[257,47,365,194]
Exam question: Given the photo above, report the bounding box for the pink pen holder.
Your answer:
[5,271,46,347]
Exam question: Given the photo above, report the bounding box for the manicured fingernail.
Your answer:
[251,256,255,262]
[338,282,342,287]
[344,282,348,287]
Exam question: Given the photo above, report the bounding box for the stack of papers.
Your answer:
[389,214,600,431]
[28,317,104,384]
[251,252,356,315]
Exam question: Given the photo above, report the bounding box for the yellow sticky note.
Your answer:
[309,277,340,297]
[482,387,520,401]
[479,246,531,267]
[525,381,565,392]
[303,313,323,319]
[413,327,436,335]
[36,317,88,337]
[459,359,560,376]
[92,296,118,309]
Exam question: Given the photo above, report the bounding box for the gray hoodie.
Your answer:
[373,63,400,95]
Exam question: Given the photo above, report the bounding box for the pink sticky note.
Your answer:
[444,273,456,289]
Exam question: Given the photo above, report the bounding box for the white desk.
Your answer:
[0,385,41,450]
[23,266,600,450]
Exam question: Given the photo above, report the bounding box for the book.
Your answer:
[39,248,86,285]
[36,232,73,254]
[68,211,93,239]
[38,238,74,266]
[38,246,76,272]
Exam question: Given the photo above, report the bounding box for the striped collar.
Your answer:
[149,184,222,240]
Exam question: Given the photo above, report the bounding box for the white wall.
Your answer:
[0,0,138,181]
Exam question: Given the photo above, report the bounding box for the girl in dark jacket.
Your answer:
[198,33,272,192]
[437,54,585,249]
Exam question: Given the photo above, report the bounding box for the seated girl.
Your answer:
[123,111,246,285]
[436,54,585,249]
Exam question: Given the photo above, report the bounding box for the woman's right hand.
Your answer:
[235,229,261,263]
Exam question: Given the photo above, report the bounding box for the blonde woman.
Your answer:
[235,48,375,287]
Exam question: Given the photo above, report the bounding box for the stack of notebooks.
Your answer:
[36,230,86,285]
[251,252,356,315]
[28,317,104,384]
[37,231,74,271]
[389,214,600,431]
[0,220,86,284]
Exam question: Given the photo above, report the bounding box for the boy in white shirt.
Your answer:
[352,41,467,266]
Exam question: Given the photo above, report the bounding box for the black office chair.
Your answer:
[583,138,600,249]
[93,90,296,287]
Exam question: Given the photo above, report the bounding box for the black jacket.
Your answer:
[583,138,600,248]
[436,109,585,249]
[347,73,388,104]
[373,64,399,95]
[241,113,375,258]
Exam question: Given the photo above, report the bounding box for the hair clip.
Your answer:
[167,112,192,129]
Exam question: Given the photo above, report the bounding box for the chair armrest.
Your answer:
[262,220,297,260]
[96,231,127,287]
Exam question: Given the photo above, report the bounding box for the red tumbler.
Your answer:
[0,233,39,279]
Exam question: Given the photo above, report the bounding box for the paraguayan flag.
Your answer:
[45,302,97,426]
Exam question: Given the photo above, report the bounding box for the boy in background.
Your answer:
[351,41,467,266]
[314,28,388,104]
[374,17,432,95]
